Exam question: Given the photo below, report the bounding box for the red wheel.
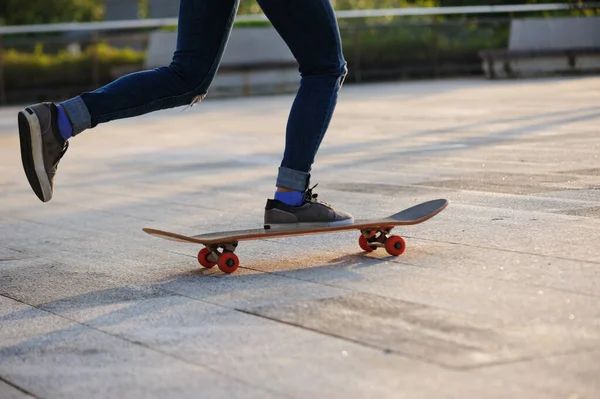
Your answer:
[385,235,406,256]
[358,235,375,252]
[218,252,239,273]
[198,248,216,268]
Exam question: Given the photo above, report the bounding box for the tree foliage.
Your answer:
[0,0,104,25]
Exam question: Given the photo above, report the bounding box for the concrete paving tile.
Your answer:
[214,226,599,327]
[0,381,36,399]
[0,295,78,345]
[0,297,283,399]
[391,238,599,297]
[0,218,84,244]
[216,217,596,299]
[3,285,527,399]
[274,257,600,324]
[474,350,600,399]
[27,293,556,399]
[159,266,349,309]
[0,247,33,263]
[535,188,600,203]
[244,291,600,369]
[0,261,142,306]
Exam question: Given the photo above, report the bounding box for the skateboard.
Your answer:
[143,198,448,274]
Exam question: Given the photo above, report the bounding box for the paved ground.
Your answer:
[0,77,599,399]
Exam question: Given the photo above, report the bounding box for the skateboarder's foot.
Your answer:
[264,184,354,229]
[18,103,69,202]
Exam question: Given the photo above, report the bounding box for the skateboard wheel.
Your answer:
[218,252,239,274]
[385,235,406,256]
[198,248,216,268]
[358,235,375,252]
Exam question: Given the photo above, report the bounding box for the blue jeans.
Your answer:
[61,0,347,192]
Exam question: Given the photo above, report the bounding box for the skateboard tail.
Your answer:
[143,228,198,244]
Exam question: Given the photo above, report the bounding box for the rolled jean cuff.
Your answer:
[276,167,309,191]
[59,96,92,135]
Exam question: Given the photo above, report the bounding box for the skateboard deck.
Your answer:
[144,198,448,273]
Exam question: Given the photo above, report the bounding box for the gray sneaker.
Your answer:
[264,184,354,230]
[18,103,69,202]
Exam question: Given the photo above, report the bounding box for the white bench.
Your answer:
[145,27,299,97]
[147,0,179,18]
[103,0,139,21]
[479,16,600,78]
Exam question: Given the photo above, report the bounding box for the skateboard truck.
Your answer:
[359,228,406,256]
[197,242,240,273]
[197,229,407,274]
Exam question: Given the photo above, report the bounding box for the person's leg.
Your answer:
[258,0,352,228]
[63,0,239,135]
[18,0,239,202]
[258,0,347,196]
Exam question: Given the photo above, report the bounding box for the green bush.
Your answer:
[340,19,509,77]
[3,42,144,90]
[0,0,104,25]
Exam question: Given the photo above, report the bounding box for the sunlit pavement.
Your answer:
[1,76,599,398]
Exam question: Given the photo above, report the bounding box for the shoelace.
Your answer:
[303,183,331,207]
[304,183,319,202]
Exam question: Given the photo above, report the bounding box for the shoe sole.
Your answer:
[265,217,355,231]
[18,109,51,202]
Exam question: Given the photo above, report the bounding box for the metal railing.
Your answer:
[0,3,599,104]
[0,3,598,35]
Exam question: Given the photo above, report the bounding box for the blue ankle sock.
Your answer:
[275,190,303,206]
[56,105,73,140]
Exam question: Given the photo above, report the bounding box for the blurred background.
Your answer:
[0,0,598,105]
